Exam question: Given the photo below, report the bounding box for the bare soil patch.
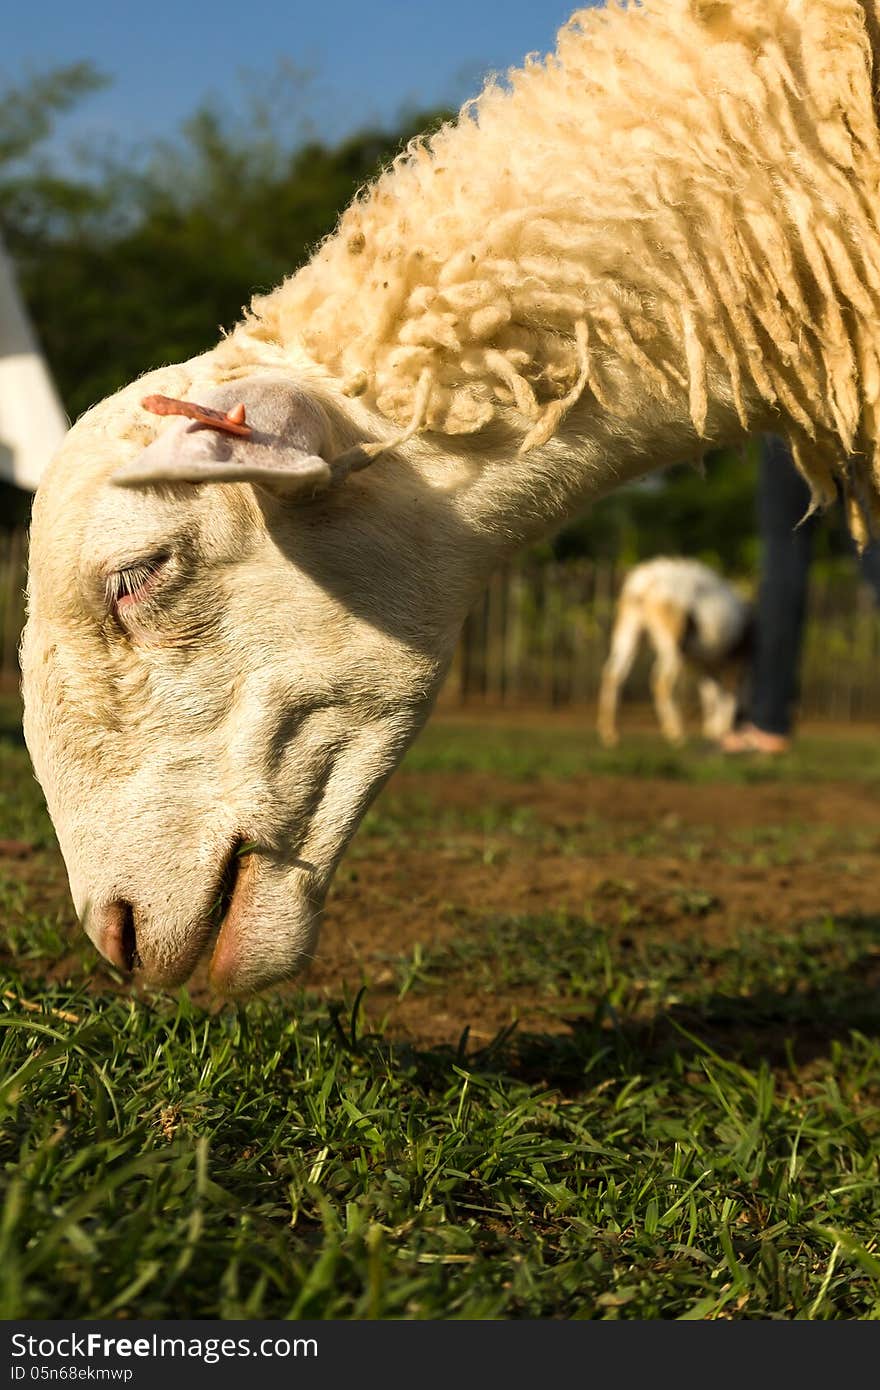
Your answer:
[5,753,880,1049]
[302,768,880,1043]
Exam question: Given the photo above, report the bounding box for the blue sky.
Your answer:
[6,1,586,161]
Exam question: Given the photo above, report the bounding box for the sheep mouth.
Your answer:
[119,902,141,974]
[209,839,246,937]
[128,839,256,988]
[207,837,264,994]
[203,836,261,951]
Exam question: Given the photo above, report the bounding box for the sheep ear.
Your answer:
[110,375,354,497]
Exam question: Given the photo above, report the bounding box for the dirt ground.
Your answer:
[305,765,880,1044]
[5,711,880,1048]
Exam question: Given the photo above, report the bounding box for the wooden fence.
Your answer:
[0,529,25,680]
[442,559,880,721]
[1,530,878,720]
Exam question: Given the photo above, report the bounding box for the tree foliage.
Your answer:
[1,65,452,419]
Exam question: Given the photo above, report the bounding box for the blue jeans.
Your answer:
[750,436,880,735]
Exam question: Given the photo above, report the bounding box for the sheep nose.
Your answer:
[92,900,138,972]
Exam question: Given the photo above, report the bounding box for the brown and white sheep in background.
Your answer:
[597,557,752,746]
[21,0,880,995]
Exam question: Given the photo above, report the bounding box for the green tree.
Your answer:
[2,64,453,419]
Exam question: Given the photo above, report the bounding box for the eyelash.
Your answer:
[106,554,170,614]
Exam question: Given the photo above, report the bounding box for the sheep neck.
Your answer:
[400,378,755,568]
[241,0,880,541]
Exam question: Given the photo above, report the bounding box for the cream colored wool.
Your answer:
[236,0,880,538]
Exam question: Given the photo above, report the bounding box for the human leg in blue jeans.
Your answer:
[749,436,816,740]
[724,435,880,751]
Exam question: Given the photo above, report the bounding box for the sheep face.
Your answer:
[21,362,463,994]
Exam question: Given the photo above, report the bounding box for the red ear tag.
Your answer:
[141,394,253,438]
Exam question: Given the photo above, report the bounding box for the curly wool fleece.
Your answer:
[238,0,880,537]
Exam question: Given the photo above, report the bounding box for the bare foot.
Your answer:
[719,724,791,756]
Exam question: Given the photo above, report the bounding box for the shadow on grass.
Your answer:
[409,915,880,1088]
[7,906,880,1098]
[9,930,880,1087]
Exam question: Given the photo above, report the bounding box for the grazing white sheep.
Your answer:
[20,0,880,995]
[597,557,752,746]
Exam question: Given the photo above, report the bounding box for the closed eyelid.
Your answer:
[105,552,172,611]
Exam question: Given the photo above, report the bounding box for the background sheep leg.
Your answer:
[649,626,686,744]
[698,676,737,740]
[597,607,642,747]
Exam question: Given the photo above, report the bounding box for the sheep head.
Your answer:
[21,360,471,995]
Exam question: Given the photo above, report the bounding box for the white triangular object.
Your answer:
[0,234,68,491]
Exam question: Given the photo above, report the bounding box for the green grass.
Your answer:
[403,718,880,785]
[3,978,880,1319]
[3,699,880,1318]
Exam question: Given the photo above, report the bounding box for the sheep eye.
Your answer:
[106,552,171,614]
